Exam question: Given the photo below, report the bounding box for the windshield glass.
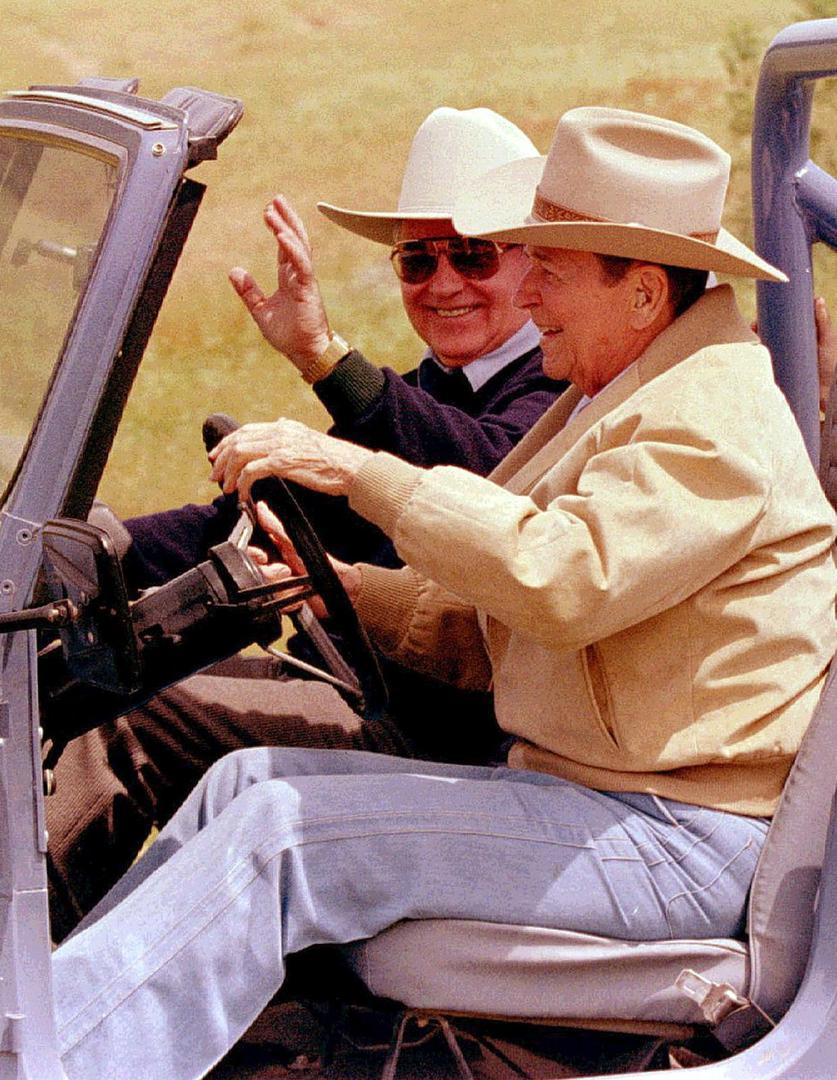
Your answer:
[0,131,117,500]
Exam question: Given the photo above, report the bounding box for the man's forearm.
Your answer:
[354,561,492,690]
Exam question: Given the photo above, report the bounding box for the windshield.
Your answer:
[0,131,118,500]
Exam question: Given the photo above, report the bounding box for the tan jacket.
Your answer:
[349,287,837,815]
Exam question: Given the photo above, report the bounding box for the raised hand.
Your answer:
[228,195,331,372]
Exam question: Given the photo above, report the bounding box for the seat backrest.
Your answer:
[745,660,837,1019]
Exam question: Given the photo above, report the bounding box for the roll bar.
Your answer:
[753,17,837,465]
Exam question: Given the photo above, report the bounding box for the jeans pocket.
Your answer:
[662,824,764,939]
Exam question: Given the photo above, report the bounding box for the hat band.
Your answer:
[532,189,719,244]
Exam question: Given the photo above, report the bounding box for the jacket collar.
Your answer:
[492,284,760,494]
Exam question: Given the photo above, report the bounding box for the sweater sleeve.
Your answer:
[315,348,558,474]
[125,349,557,586]
[353,562,492,691]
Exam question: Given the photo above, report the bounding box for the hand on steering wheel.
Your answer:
[203,413,388,723]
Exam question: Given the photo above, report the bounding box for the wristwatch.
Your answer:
[300,332,352,385]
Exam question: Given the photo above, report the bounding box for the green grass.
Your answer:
[4,0,834,515]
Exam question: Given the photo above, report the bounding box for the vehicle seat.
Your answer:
[341,660,837,1044]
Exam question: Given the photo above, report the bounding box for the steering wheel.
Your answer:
[202,414,388,723]
[37,421,388,758]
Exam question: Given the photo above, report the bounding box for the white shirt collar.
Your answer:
[422,320,541,392]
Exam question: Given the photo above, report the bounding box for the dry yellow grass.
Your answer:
[4,0,833,515]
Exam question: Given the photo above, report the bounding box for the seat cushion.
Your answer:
[342,920,748,1026]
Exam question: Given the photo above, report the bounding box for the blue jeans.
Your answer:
[52,747,768,1080]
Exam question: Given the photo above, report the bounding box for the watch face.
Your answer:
[327,333,350,358]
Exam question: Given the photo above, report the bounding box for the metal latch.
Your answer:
[675,969,750,1025]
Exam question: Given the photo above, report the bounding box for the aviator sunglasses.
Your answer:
[390,237,506,285]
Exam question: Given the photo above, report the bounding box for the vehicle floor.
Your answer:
[206,999,679,1079]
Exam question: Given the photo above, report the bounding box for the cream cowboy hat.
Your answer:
[452,106,786,282]
[317,106,539,246]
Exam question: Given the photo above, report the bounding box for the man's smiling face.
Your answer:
[396,219,530,368]
[515,246,650,396]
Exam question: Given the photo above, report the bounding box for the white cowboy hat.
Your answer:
[452,106,786,282]
[317,106,539,246]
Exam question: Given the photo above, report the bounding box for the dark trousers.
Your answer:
[46,657,502,942]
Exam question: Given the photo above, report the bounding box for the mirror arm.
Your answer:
[0,598,77,634]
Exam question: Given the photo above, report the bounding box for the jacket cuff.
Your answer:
[313,350,386,424]
[347,452,424,538]
[355,564,423,654]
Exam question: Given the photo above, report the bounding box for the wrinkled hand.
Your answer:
[246,541,300,603]
[229,195,330,372]
[209,416,374,501]
[815,296,836,417]
[249,502,361,617]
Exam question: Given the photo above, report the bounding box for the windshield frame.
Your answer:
[0,93,192,537]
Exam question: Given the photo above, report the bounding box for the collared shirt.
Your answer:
[421,320,542,393]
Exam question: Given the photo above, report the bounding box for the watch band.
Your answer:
[300,332,351,385]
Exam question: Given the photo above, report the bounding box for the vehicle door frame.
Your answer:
[0,87,201,1079]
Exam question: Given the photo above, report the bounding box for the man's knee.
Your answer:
[198,746,312,810]
[203,744,336,787]
[48,727,126,852]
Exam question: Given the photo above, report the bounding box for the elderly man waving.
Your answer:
[53,108,836,1080]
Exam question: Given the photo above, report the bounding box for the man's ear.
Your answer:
[628,264,670,329]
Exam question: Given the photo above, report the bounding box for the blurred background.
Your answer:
[6,0,837,515]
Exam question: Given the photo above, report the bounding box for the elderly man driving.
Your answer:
[46,106,561,942]
[53,108,836,1080]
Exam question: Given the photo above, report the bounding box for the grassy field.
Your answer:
[5,0,837,515]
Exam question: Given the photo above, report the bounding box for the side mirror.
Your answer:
[41,518,142,694]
